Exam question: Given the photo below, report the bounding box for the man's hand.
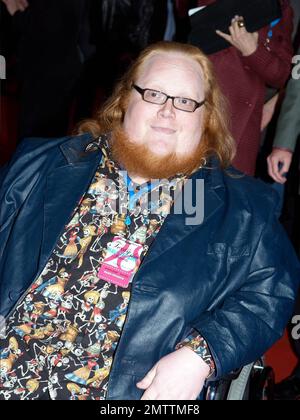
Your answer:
[136,346,210,400]
[261,94,279,132]
[216,16,259,56]
[2,0,29,16]
[267,148,293,184]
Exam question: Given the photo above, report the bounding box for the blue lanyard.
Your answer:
[268,18,281,38]
[125,174,161,211]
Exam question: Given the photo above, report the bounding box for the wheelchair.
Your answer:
[204,359,275,400]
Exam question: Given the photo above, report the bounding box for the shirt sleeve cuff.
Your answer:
[175,331,216,378]
[272,146,294,154]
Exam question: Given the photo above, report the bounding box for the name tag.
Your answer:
[98,237,144,288]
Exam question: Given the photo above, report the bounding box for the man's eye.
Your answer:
[179,98,191,105]
[150,91,159,98]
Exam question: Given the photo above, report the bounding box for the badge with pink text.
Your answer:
[98,237,144,288]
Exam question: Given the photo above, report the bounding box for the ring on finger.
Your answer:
[237,18,245,28]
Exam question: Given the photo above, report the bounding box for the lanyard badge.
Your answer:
[98,237,144,288]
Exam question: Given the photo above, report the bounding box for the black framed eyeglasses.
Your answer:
[132,84,206,113]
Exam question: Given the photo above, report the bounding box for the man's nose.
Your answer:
[158,98,176,117]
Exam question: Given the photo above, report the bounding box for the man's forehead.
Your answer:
[140,53,204,80]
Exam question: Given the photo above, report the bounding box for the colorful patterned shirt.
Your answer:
[0,135,214,400]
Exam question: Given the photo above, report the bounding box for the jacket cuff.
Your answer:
[175,331,216,378]
[272,146,294,154]
[240,39,273,72]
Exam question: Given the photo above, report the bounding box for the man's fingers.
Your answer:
[3,0,28,14]
[138,364,159,400]
[216,30,232,43]
[16,0,28,11]
[3,0,18,16]
[231,22,239,39]
[231,19,245,38]
[268,156,280,183]
[267,156,276,181]
[268,150,293,184]
[279,158,292,176]
[136,365,157,390]
[268,156,286,184]
[272,158,286,183]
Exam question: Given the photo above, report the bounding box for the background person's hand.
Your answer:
[216,15,259,56]
[267,148,293,184]
[136,346,210,400]
[2,0,28,16]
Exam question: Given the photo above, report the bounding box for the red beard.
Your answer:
[109,126,205,180]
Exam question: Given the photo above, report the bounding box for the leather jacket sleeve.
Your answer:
[191,193,300,379]
[0,164,8,188]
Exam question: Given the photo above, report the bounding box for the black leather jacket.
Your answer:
[1,134,299,399]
